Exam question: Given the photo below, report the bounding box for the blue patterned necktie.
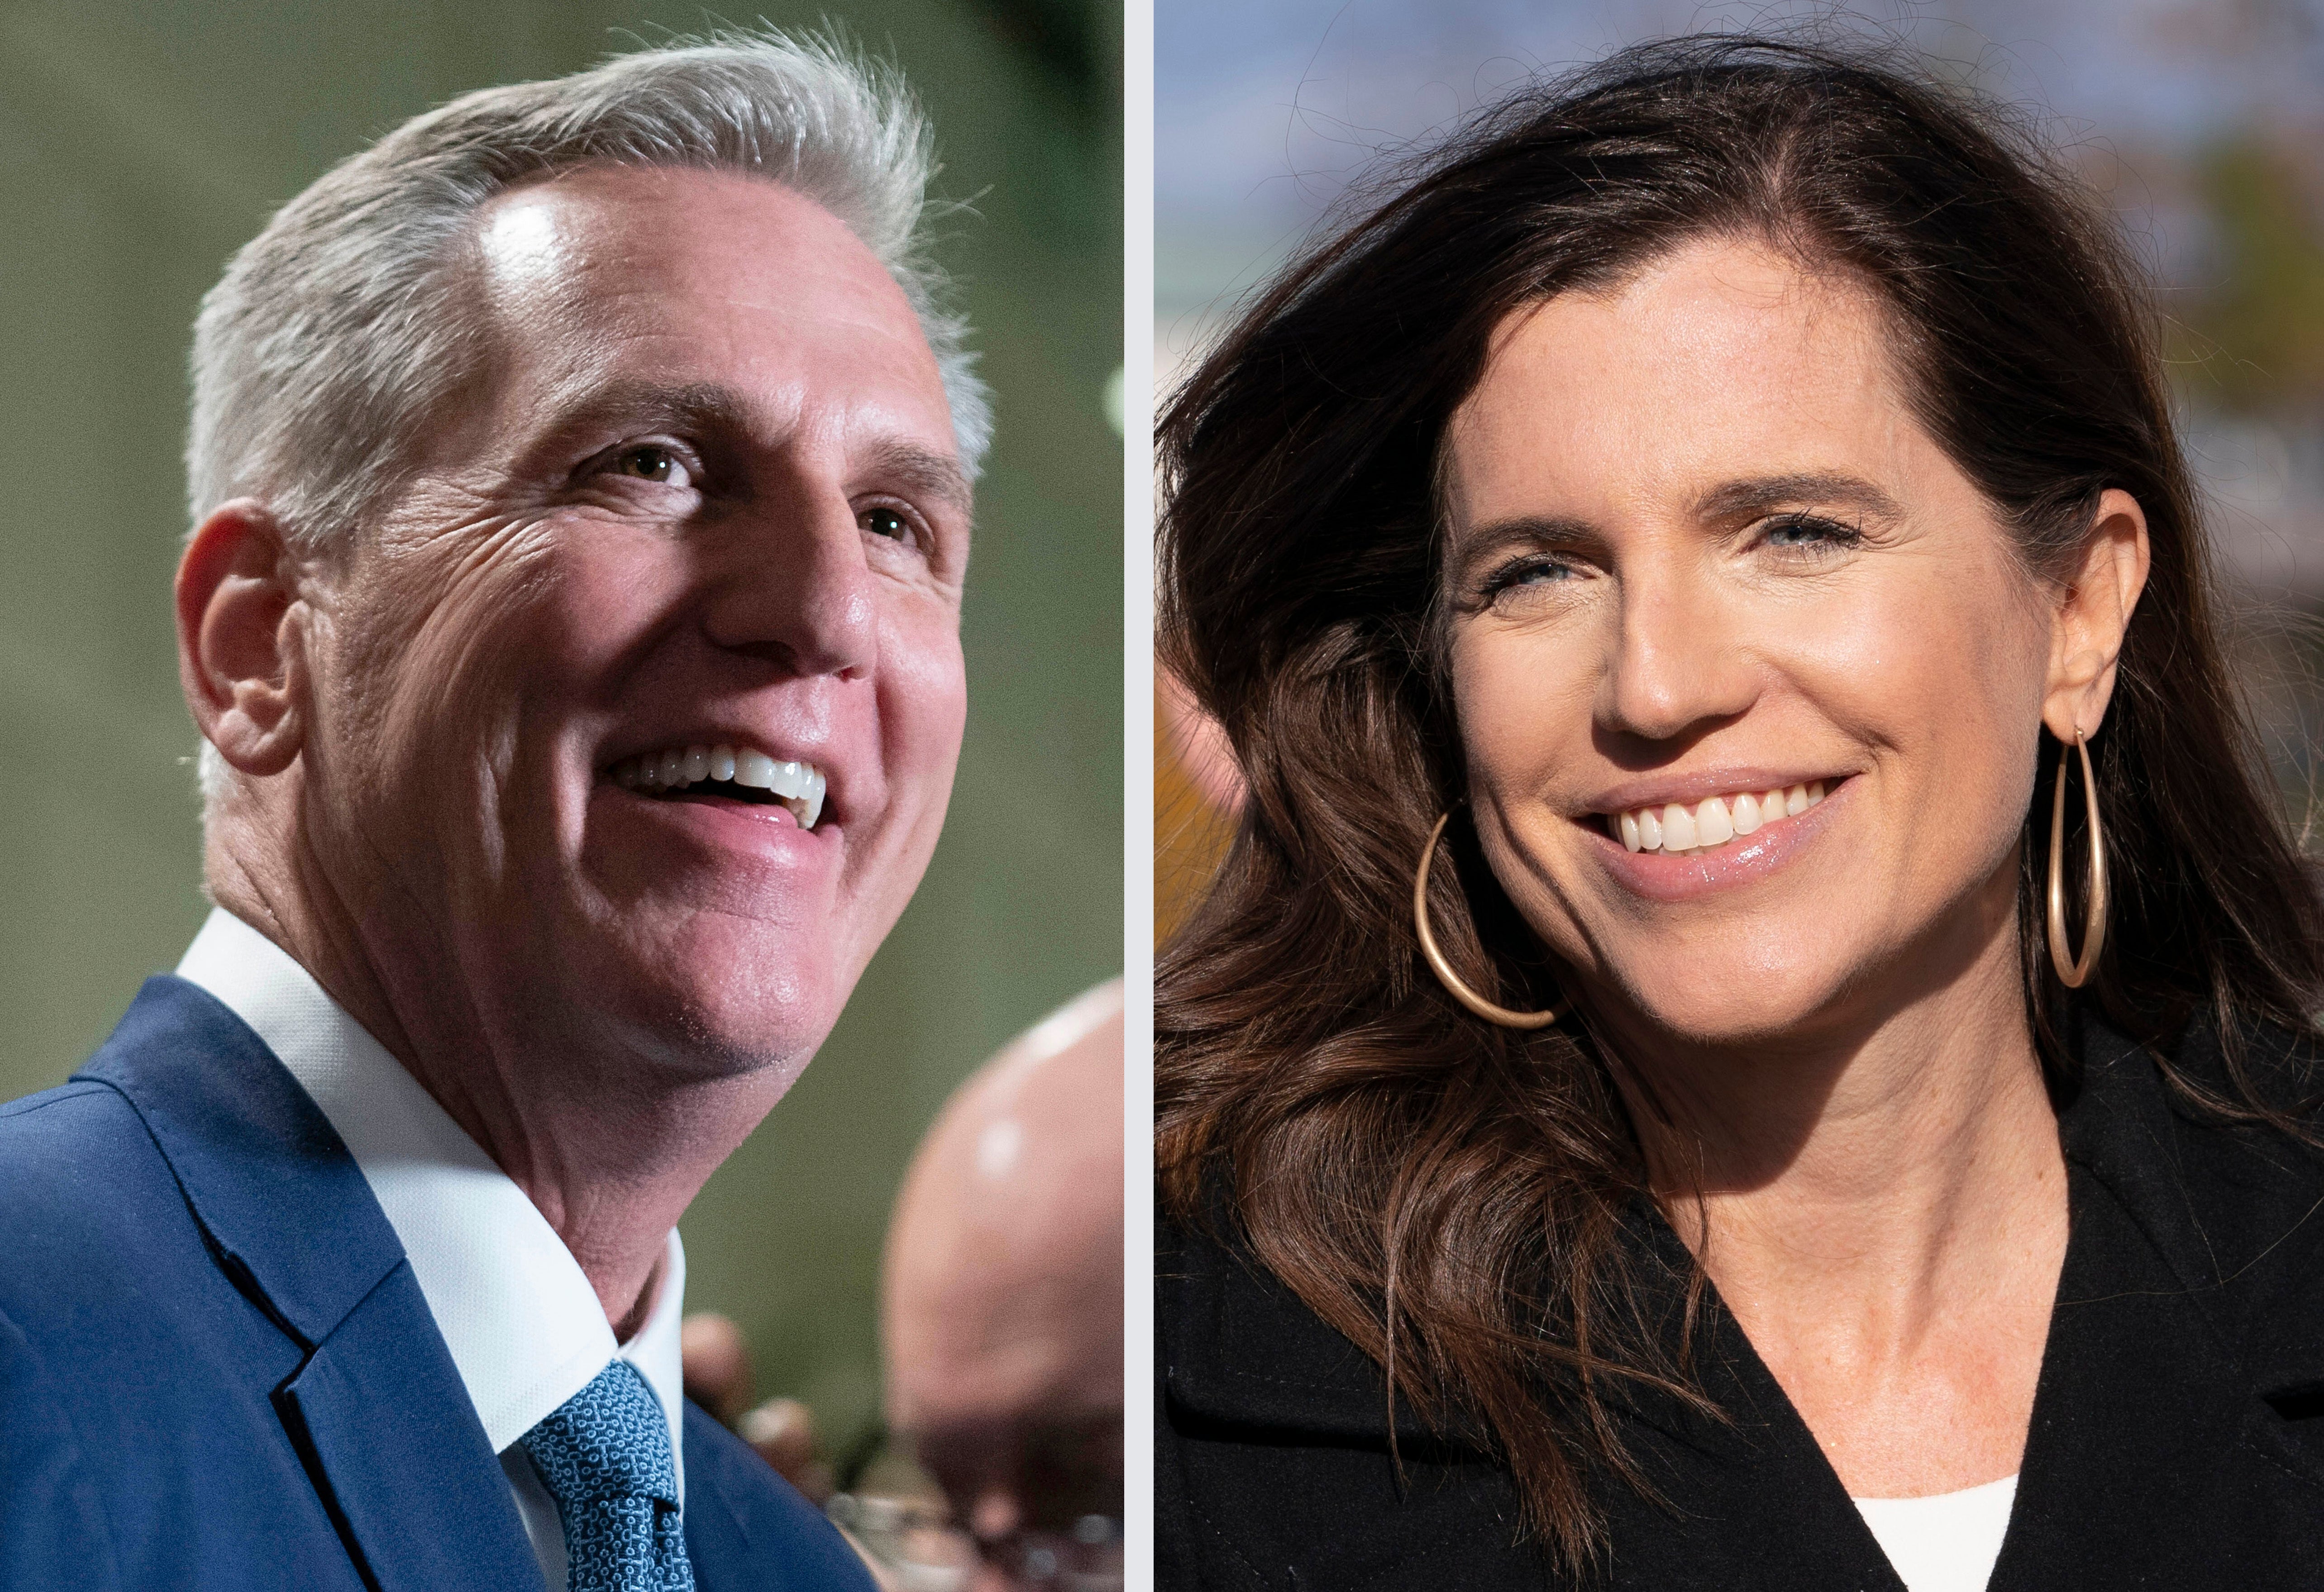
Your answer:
[519,1360,696,1592]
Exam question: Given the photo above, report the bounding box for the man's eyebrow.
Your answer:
[518,381,970,512]
[1694,471,1904,523]
[526,378,760,452]
[856,438,974,516]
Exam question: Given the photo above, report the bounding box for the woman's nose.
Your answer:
[1597,565,1759,743]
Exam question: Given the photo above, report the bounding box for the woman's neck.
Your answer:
[1603,917,2069,1498]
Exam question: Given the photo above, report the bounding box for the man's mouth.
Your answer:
[609,743,826,829]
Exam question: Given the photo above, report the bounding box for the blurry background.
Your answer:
[1155,0,2324,940]
[0,0,1121,1465]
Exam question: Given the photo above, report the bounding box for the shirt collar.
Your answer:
[176,907,686,1491]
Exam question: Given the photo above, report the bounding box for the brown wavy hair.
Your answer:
[1155,32,2324,1574]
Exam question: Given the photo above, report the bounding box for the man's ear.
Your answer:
[2042,488,2152,742]
[176,498,310,778]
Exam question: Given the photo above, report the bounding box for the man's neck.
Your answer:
[204,820,769,1334]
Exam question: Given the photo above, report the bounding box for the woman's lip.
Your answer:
[1586,777,1849,902]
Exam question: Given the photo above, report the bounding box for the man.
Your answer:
[881,981,1126,1590]
[0,34,986,1592]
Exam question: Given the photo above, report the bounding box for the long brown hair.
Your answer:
[1156,33,2324,1573]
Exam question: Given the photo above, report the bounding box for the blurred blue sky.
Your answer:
[1159,0,2323,311]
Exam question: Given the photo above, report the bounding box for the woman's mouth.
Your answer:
[1603,780,1828,855]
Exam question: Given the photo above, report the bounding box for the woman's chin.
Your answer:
[1587,963,1857,1052]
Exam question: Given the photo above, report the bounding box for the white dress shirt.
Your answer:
[177,907,687,1592]
[1852,1473,2018,1592]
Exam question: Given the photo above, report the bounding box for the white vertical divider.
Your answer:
[1120,0,1157,1583]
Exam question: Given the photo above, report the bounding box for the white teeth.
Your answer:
[1696,796,1734,846]
[606,743,829,829]
[1606,778,1838,856]
[1661,802,1699,851]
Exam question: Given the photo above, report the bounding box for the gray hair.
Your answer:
[190,29,988,806]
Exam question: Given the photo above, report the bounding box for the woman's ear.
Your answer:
[176,499,312,779]
[2042,488,2151,741]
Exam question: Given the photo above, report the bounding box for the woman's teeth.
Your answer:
[610,743,826,828]
[1606,781,1826,854]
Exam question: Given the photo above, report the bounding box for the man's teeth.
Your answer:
[1605,781,1827,855]
[609,744,826,828]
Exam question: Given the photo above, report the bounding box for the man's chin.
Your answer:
[520,923,855,1087]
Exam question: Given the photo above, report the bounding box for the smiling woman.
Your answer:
[1156,34,2324,1592]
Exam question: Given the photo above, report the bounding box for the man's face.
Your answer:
[303,165,969,1089]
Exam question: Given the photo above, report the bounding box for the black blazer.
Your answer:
[1157,1014,2324,1589]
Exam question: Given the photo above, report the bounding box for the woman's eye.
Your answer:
[862,506,913,541]
[608,444,692,489]
[1483,556,1577,598]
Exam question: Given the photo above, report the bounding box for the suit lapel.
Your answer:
[277,1265,544,1592]
[79,977,542,1592]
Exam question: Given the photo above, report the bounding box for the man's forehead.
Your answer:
[459,166,962,486]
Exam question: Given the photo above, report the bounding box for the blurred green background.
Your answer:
[0,0,1122,1457]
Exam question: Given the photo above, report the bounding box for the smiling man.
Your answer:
[0,35,984,1592]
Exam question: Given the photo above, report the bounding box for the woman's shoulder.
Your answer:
[2069,1009,2324,1367]
[1156,1205,1403,1443]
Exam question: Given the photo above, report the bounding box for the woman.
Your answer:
[1155,35,2324,1592]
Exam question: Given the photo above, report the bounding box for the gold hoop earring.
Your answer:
[1414,812,1564,1028]
[2046,725,2109,989]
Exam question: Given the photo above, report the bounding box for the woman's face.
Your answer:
[1442,236,2110,1049]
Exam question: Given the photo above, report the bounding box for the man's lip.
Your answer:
[1584,769,1856,816]
[594,779,845,852]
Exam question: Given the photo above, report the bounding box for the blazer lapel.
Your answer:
[1594,1215,1906,1592]
[1993,1016,2324,1590]
[79,977,542,1592]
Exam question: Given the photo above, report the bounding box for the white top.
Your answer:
[1852,1474,2019,1592]
[177,907,687,1591]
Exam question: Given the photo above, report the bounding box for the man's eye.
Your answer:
[862,506,912,541]
[609,445,692,489]
[1764,514,1861,551]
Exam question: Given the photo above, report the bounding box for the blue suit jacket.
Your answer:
[0,976,877,1592]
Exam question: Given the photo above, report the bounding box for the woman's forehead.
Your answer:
[1445,239,1927,523]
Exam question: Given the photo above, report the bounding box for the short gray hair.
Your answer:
[189,30,988,808]
[188,29,989,547]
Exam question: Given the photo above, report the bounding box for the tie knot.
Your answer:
[520,1359,679,1509]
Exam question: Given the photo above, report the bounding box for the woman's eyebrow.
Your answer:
[1693,471,1904,522]
[1455,512,1601,562]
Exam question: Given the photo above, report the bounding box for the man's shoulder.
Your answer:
[680,1401,878,1592]
[0,1074,179,1249]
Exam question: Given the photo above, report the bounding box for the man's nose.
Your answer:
[1596,559,1759,744]
[697,489,879,679]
